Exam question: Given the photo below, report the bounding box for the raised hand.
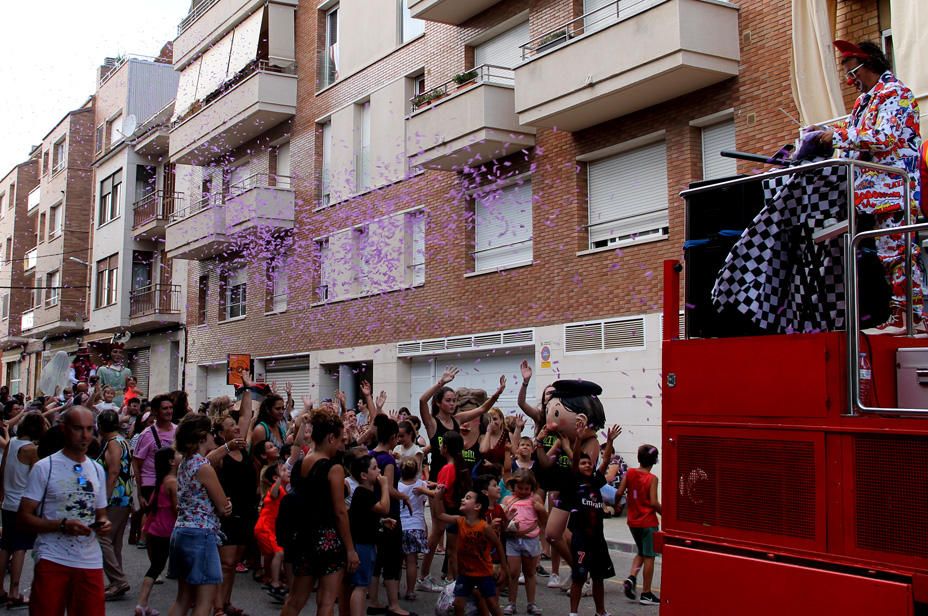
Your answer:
[302,396,314,413]
[440,366,460,385]
[241,370,254,388]
[605,424,622,443]
[360,380,372,397]
[514,414,526,433]
[285,381,293,397]
[520,360,532,382]
[497,374,507,394]
[270,381,278,394]
[376,390,387,409]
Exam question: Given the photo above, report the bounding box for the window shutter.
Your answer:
[129,348,151,397]
[475,21,530,69]
[583,0,618,32]
[588,141,667,245]
[173,57,202,121]
[196,32,234,100]
[702,119,737,180]
[474,181,533,272]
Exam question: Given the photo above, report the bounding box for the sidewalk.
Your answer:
[604,514,639,553]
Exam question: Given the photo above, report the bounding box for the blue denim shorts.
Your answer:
[168,527,222,585]
[350,543,377,588]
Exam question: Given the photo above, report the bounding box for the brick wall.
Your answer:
[186,0,881,365]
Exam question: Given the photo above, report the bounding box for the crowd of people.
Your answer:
[0,356,663,616]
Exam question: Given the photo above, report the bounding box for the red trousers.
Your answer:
[29,559,104,616]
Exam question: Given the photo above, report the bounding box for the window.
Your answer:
[320,121,333,206]
[878,0,894,70]
[107,114,123,149]
[587,141,668,249]
[400,0,424,43]
[95,254,119,308]
[45,271,60,307]
[7,184,12,210]
[357,101,371,191]
[95,124,105,154]
[197,274,209,325]
[473,181,533,272]
[1,295,8,320]
[223,268,247,320]
[414,74,426,96]
[52,138,66,173]
[42,151,49,176]
[323,6,339,88]
[266,261,288,313]
[49,203,63,238]
[405,210,425,286]
[38,213,46,243]
[4,239,10,265]
[7,361,20,395]
[0,193,5,213]
[317,239,332,301]
[474,20,529,70]
[353,227,371,294]
[701,119,736,180]
[98,169,122,225]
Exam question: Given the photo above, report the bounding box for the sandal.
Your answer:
[104,584,130,601]
[6,597,28,610]
[224,605,249,616]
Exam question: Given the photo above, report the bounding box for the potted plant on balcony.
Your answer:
[411,89,446,110]
[536,29,570,54]
[451,69,479,89]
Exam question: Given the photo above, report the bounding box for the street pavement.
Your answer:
[18,540,662,615]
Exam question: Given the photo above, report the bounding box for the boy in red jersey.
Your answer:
[616,444,661,606]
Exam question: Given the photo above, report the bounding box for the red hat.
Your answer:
[833,40,868,61]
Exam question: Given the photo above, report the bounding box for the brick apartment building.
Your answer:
[170,0,922,468]
[0,0,919,465]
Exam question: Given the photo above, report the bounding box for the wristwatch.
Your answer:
[59,518,68,533]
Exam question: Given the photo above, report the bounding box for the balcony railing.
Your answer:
[410,64,515,111]
[129,284,182,318]
[21,310,33,331]
[169,174,291,223]
[521,0,623,59]
[169,192,223,223]
[133,191,184,229]
[23,249,37,272]
[177,0,221,35]
[27,186,40,211]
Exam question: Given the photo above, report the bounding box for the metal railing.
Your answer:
[133,191,184,229]
[681,157,922,416]
[177,0,221,35]
[410,64,515,111]
[129,284,182,318]
[170,174,291,223]
[99,54,161,87]
[520,0,658,60]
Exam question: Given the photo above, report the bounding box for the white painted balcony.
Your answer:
[169,64,297,165]
[23,249,36,272]
[166,174,294,260]
[407,65,535,171]
[408,0,503,24]
[174,0,298,68]
[514,0,740,131]
[27,186,40,211]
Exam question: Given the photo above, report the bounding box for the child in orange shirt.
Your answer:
[254,464,289,600]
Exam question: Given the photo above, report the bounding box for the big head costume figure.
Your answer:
[545,379,606,440]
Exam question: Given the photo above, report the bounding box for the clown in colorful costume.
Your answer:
[820,40,924,332]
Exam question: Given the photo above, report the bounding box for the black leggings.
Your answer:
[374,527,403,581]
[145,535,170,580]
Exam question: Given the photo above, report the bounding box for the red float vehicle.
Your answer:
[659,159,928,615]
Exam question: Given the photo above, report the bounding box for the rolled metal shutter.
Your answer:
[129,347,151,397]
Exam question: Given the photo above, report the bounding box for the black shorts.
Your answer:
[569,534,614,582]
[374,524,403,581]
[543,466,571,496]
[0,509,34,552]
[220,513,257,547]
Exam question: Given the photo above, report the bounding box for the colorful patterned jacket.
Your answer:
[832,71,922,217]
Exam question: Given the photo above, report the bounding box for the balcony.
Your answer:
[129,284,183,330]
[133,191,184,240]
[169,63,298,165]
[514,0,740,132]
[407,65,535,171]
[408,0,503,24]
[23,249,36,272]
[20,310,33,332]
[27,186,40,211]
[175,0,297,68]
[166,174,294,260]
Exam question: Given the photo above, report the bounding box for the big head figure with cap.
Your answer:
[545,378,606,443]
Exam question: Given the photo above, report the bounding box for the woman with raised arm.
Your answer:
[418,366,461,483]
[517,361,555,435]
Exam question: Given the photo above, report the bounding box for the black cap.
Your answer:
[551,379,602,397]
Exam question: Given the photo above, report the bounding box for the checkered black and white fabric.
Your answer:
[711,165,848,333]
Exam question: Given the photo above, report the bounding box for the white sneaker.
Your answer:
[546,573,561,588]
[416,576,442,593]
[518,574,525,585]
[582,580,592,596]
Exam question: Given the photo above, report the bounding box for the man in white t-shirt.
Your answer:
[18,406,111,615]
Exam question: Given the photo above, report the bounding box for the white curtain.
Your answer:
[228,8,265,78]
[890,0,928,135]
[172,57,201,121]
[790,0,845,125]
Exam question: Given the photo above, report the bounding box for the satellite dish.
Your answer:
[120,114,138,137]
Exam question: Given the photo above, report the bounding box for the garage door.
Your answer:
[263,355,311,407]
[205,363,232,401]
[128,348,151,397]
[410,352,535,427]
